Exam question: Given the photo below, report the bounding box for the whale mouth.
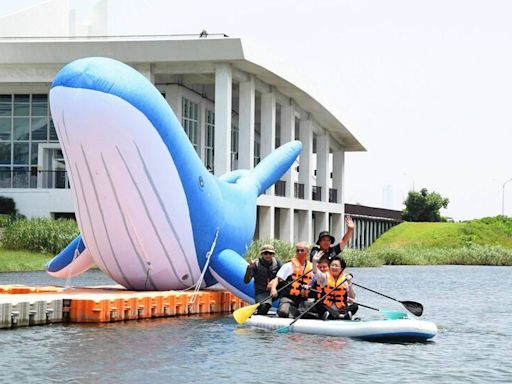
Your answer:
[50,86,201,290]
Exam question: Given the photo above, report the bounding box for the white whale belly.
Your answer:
[50,87,201,290]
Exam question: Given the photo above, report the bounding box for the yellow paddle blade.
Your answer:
[233,303,259,324]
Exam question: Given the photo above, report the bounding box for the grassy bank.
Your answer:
[0,248,52,272]
[366,216,512,266]
[2,217,511,273]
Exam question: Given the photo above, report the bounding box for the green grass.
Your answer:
[0,248,52,272]
[371,216,512,250]
[365,216,512,266]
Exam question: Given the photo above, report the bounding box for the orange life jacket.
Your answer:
[288,258,313,297]
[323,273,348,309]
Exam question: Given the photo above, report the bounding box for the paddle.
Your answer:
[303,289,409,320]
[233,269,313,324]
[276,276,348,334]
[351,282,423,316]
[349,300,408,320]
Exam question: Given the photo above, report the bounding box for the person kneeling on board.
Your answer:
[270,242,312,318]
[244,244,282,315]
[312,255,358,320]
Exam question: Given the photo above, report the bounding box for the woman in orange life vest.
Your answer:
[312,254,358,320]
[270,241,313,318]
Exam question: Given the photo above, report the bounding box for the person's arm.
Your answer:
[339,215,355,251]
[243,260,256,284]
[270,263,291,297]
[311,250,324,274]
[346,273,355,299]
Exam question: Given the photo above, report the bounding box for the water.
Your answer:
[1,266,511,383]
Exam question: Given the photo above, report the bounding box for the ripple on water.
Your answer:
[1,266,512,383]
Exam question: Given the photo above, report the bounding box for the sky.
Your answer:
[1,0,511,220]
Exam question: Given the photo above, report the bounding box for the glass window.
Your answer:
[31,142,43,165]
[31,95,48,116]
[181,97,199,152]
[205,109,215,172]
[231,126,239,170]
[12,167,29,188]
[31,117,48,140]
[49,118,58,141]
[0,142,11,165]
[0,95,12,118]
[14,95,30,116]
[0,167,11,188]
[13,118,30,140]
[29,166,38,188]
[13,142,29,165]
[0,118,11,140]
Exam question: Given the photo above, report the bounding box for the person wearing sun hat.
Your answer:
[309,215,355,263]
[244,244,282,315]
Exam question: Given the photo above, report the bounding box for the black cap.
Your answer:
[316,230,335,245]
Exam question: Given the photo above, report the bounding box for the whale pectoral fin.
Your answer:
[46,235,95,278]
[248,141,302,195]
[209,249,255,304]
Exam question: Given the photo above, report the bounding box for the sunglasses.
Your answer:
[262,251,274,255]
[296,249,307,253]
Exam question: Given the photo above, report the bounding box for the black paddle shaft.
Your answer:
[284,276,349,329]
[256,268,313,306]
[351,282,424,316]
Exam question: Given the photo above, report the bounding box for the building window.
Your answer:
[254,134,261,166]
[181,97,199,153]
[205,109,215,173]
[0,94,58,189]
[231,125,239,170]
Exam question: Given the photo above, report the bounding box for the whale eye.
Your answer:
[198,176,204,189]
[181,274,189,281]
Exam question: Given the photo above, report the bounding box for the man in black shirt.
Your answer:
[244,244,282,315]
[310,215,354,262]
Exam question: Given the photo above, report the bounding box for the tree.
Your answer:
[402,188,449,222]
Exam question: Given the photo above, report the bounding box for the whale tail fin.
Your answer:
[46,235,95,278]
[246,140,302,196]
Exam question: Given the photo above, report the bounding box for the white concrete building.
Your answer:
[0,1,364,244]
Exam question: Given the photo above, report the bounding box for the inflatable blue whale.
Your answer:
[46,57,302,302]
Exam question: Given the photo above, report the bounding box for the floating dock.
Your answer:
[0,285,246,329]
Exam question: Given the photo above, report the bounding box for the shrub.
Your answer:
[0,196,16,215]
[1,218,79,254]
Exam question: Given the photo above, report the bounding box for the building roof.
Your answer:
[0,36,365,151]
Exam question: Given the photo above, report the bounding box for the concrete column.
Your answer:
[332,149,345,205]
[332,213,343,244]
[134,63,154,83]
[315,211,328,235]
[259,206,275,240]
[279,208,294,244]
[317,133,330,202]
[214,63,232,176]
[260,91,276,195]
[280,104,295,198]
[299,119,313,201]
[165,84,182,122]
[365,220,370,249]
[298,210,313,244]
[238,76,255,170]
[359,219,363,249]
